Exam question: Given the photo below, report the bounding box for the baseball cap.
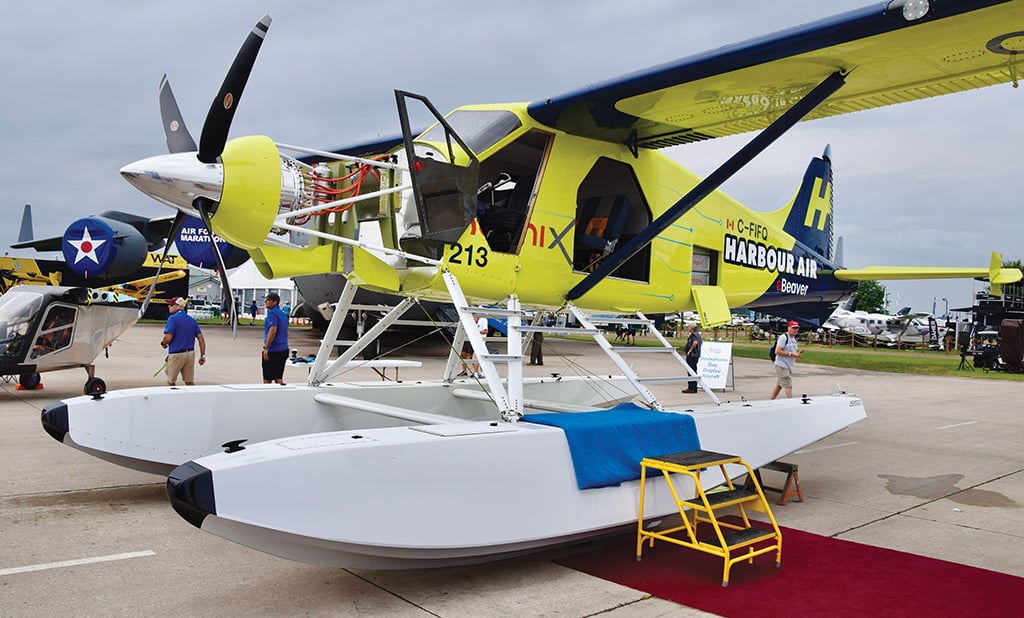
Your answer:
[265,292,280,302]
[787,320,800,328]
[170,297,187,307]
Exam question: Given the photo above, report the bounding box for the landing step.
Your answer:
[517,326,600,335]
[480,354,522,363]
[459,306,521,317]
[587,317,655,326]
[723,527,775,548]
[637,376,693,384]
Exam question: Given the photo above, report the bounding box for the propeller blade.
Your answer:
[195,197,239,337]
[197,15,272,164]
[159,75,198,153]
[137,210,188,318]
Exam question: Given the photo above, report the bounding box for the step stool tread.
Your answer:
[646,450,740,468]
[723,527,775,547]
[681,488,758,508]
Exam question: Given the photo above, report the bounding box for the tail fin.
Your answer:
[18,204,33,243]
[782,146,834,262]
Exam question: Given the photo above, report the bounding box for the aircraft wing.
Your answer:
[10,235,63,252]
[527,1,1023,148]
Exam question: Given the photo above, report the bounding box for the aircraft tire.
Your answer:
[84,377,107,397]
[19,373,41,390]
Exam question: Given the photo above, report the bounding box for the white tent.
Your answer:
[226,261,299,316]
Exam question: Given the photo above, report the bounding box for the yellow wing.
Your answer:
[528,1,1024,148]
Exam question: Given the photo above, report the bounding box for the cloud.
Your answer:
[3,0,1019,315]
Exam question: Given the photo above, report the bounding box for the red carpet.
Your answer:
[556,517,1022,617]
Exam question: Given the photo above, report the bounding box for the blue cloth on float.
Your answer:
[523,403,700,490]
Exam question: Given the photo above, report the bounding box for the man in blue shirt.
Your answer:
[261,292,289,384]
[161,297,206,385]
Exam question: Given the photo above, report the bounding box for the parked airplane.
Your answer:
[45,2,1024,568]
[12,205,246,283]
[824,306,944,347]
[1,256,62,294]
[1,286,139,393]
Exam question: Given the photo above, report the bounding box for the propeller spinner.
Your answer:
[122,15,291,332]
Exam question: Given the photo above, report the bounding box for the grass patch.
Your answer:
[729,343,1016,378]
[557,333,1023,381]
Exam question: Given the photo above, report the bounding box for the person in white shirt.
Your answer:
[770,320,802,399]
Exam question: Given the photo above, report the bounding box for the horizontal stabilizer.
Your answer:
[835,267,994,281]
[834,252,1022,296]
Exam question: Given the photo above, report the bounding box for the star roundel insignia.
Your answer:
[169,120,180,132]
[223,93,234,109]
[67,226,107,265]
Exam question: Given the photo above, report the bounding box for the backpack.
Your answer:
[769,334,790,361]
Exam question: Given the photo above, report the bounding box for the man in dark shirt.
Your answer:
[682,323,702,393]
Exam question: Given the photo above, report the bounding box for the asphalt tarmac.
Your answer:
[2,322,1022,617]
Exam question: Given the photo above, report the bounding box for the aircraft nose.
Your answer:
[40,402,69,443]
[120,152,224,214]
[166,461,217,529]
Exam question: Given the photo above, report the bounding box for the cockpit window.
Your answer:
[32,304,76,358]
[419,110,522,155]
[0,290,44,359]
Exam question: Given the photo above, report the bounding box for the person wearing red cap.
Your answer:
[770,320,802,399]
[161,296,206,386]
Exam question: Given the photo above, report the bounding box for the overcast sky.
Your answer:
[2,1,1020,315]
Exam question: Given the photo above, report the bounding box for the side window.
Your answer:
[474,130,552,254]
[573,158,651,281]
[692,246,718,286]
[32,305,76,358]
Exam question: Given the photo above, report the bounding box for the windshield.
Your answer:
[419,110,522,155]
[0,289,44,360]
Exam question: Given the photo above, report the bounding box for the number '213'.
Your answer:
[448,243,488,267]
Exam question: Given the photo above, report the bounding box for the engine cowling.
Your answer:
[62,217,148,279]
[175,215,249,270]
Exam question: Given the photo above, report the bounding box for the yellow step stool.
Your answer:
[636,449,783,586]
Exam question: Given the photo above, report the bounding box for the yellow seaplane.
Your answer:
[44,1,1023,569]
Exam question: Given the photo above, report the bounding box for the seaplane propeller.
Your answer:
[125,15,274,334]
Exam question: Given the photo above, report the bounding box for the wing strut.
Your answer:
[566,70,847,301]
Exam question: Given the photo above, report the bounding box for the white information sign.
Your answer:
[698,342,733,390]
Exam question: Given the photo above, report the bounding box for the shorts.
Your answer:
[166,350,195,384]
[774,364,793,388]
[262,350,289,381]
